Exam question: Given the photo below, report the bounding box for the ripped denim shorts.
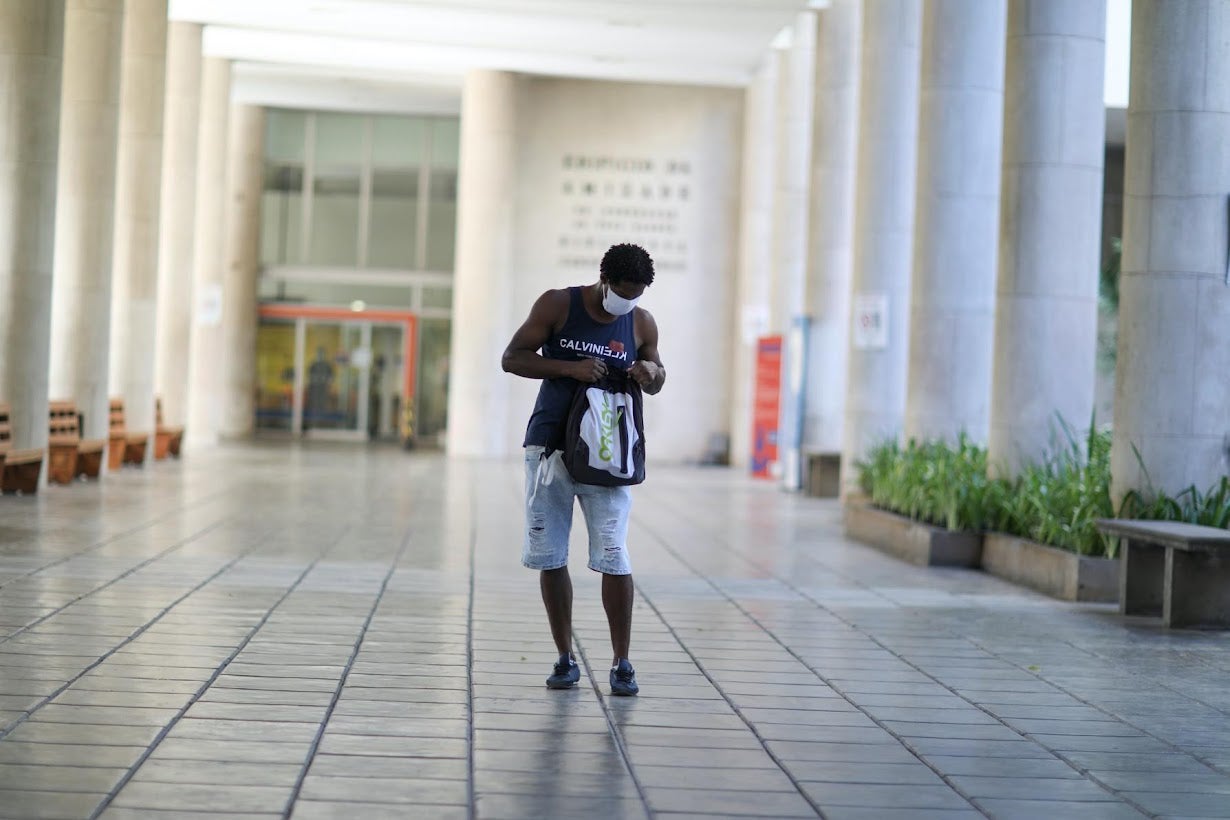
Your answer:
[522,445,633,575]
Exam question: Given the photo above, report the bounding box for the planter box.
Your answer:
[844,502,983,567]
[982,533,1118,603]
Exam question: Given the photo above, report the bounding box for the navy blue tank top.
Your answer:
[523,286,638,447]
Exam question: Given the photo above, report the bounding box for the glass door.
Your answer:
[257,305,418,443]
[303,321,370,439]
[369,324,405,441]
[255,320,297,432]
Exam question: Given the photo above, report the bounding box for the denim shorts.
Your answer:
[522,445,633,575]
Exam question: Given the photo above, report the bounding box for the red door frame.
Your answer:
[257,304,418,430]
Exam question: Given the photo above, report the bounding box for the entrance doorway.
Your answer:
[255,305,420,442]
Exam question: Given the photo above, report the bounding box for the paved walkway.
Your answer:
[0,443,1228,819]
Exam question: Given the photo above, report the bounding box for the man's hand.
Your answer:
[628,360,660,389]
[567,357,608,383]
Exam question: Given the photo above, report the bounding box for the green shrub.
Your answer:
[858,434,1004,533]
[856,421,1229,560]
[1120,463,1230,530]
[997,424,1116,557]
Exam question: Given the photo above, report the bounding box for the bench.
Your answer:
[1096,519,1230,628]
[0,403,45,494]
[804,451,841,498]
[48,400,105,483]
[155,397,182,459]
[108,398,148,469]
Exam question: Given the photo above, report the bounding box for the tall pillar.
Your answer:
[219,105,265,438]
[0,2,64,453]
[904,0,1007,443]
[772,13,817,489]
[446,70,521,457]
[153,22,202,430]
[108,0,167,450]
[840,0,922,491]
[988,0,1105,476]
[803,0,861,456]
[184,57,231,447]
[47,0,125,440]
[771,13,817,330]
[729,55,780,471]
[1112,0,1230,499]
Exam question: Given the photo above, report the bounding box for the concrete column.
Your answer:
[153,22,202,429]
[0,2,64,453]
[904,0,1007,443]
[772,13,818,489]
[803,0,861,456]
[446,70,521,457]
[840,0,922,491]
[729,55,780,470]
[219,105,265,438]
[108,0,167,451]
[988,0,1106,476]
[1111,0,1230,499]
[772,13,817,330]
[184,57,231,447]
[47,0,125,440]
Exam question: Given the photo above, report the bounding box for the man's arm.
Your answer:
[629,308,665,396]
[502,290,608,383]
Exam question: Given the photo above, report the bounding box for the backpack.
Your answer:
[556,368,646,486]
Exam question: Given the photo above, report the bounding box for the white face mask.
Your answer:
[602,283,640,316]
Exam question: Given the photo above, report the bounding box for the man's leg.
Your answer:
[540,566,573,657]
[602,572,633,665]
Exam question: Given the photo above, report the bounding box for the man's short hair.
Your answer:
[600,243,655,287]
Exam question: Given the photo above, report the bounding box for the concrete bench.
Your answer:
[1096,519,1230,628]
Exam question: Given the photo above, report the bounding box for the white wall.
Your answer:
[502,76,743,462]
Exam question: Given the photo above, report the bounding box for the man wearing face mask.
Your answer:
[501,243,665,696]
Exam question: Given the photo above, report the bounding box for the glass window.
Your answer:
[262,111,308,266]
[266,110,306,163]
[308,114,365,267]
[309,169,361,266]
[258,110,460,275]
[261,164,303,266]
[421,286,452,310]
[426,119,460,272]
[372,116,425,167]
[313,112,364,166]
[368,117,425,269]
[368,170,419,269]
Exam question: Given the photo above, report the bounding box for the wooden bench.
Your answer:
[1096,519,1230,628]
[155,397,182,459]
[48,400,105,483]
[108,398,148,469]
[0,403,44,494]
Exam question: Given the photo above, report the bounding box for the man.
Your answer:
[502,243,665,696]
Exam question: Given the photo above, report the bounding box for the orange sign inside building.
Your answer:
[751,335,782,479]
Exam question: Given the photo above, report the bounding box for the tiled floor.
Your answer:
[0,443,1228,819]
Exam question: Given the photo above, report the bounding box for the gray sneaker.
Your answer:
[609,658,639,696]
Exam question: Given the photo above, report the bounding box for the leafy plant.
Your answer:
[1119,444,1230,528]
[997,419,1116,557]
[857,420,1230,561]
[858,434,1005,533]
[1097,237,1122,375]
